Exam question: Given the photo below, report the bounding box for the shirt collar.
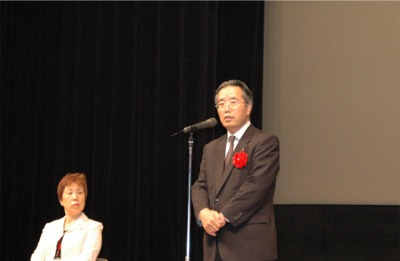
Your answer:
[227,121,251,141]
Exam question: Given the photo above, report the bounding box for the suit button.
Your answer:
[214,198,220,202]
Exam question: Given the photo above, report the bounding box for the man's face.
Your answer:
[216,86,252,134]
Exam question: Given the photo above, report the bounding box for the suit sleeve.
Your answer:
[191,144,211,221]
[221,134,280,227]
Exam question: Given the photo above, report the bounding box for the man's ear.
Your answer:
[246,103,253,115]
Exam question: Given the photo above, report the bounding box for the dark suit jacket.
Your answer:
[192,124,280,261]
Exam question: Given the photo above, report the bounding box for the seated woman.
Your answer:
[31,173,103,261]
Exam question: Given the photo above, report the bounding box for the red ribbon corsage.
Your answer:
[232,150,248,169]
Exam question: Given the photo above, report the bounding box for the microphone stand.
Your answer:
[171,123,215,261]
[185,132,194,261]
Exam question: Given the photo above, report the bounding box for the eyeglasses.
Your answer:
[215,100,247,110]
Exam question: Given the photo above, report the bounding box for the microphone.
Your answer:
[182,118,217,133]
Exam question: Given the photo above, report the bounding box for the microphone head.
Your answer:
[208,117,217,127]
[182,117,218,133]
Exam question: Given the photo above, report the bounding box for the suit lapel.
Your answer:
[214,137,227,191]
[215,125,255,194]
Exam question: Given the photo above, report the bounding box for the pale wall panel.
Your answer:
[263,1,400,205]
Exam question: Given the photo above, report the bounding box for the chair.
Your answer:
[96,258,108,261]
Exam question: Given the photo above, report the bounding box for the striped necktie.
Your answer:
[225,135,236,168]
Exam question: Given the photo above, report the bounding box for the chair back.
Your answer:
[96,258,108,261]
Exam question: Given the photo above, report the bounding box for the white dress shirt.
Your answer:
[225,121,251,156]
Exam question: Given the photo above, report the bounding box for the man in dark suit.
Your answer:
[192,79,280,261]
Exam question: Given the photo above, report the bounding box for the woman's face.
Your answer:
[60,182,86,218]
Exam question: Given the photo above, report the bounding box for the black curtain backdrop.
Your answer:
[0,2,264,260]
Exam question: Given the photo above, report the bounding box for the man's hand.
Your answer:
[218,212,227,227]
[199,208,226,236]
